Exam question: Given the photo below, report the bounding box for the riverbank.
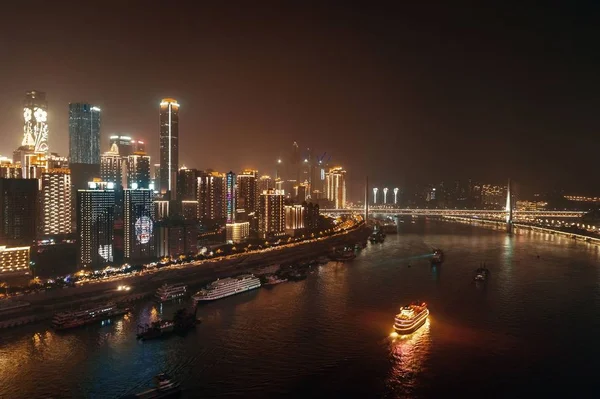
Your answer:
[0,224,371,329]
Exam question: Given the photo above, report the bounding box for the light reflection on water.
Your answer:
[386,318,432,396]
[3,220,600,397]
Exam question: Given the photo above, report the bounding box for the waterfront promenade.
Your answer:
[0,224,371,328]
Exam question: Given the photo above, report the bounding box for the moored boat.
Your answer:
[192,274,261,302]
[393,302,429,335]
[155,283,187,303]
[52,302,129,331]
[329,247,356,261]
[136,320,175,340]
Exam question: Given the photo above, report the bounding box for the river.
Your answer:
[2,219,600,398]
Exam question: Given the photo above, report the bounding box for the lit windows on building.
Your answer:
[159,98,179,196]
[0,246,30,276]
[69,103,101,164]
[41,169,72,236]
[77,186,115,269]
[285,205,305,236]
[226,171,236,223]
[226,222,250,244]
[259,189,285,238]
[124,189,155,262]
[197,171,225,221]
[326,166,346,209]
[237,169,258,214]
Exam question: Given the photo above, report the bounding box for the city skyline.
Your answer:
[1,3,599,195]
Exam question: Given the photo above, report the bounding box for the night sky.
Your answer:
[1,2,599,197]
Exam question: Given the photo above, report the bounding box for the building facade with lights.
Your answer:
[41,169,72,236]
[226,222,250,243]
[77,185,115,269]
[226,171,236,224]
[236,169,258,214]
[0,178,38,246]
[127,152,151,189]
[69,103,101,165]
[100,144,126,188]
[258,189,285,238]
[177,167,198,201]
[197,171,225,221]
[284,204,304,236]
[124,188,155,262]
[326,166,346,209]
[0,246,30,277]
[159,98,179,197]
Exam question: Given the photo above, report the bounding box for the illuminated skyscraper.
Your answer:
[100,143,126,188]
[69,103,101,164]
[77,184,115,269]
[124,188,154,262]
[127,152,151,189]
[22,90,49,154]
[326,166,346,209]
[258,175,274,193]
[225,171,236,223]
[177,167,198,201]
[197,171,225,221]
[41,169,72,236]
[159,98,179,196]
[258,189,285,238]
[109,135,134,157]
[236,170,258,214]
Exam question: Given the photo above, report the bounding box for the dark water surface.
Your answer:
[2,220,600,398]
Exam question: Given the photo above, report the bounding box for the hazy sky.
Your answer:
[1,2,599,197]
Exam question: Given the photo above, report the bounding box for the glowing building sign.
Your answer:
[135,216,153,244]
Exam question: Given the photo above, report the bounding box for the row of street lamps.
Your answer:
[372,187,399,204]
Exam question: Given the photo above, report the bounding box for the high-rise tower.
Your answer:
[326,166,347,209]
[69,103,101,164]
[225,171,236,223]
[41,169,72,236]
[22,90,49,154]
[159,98,179,197]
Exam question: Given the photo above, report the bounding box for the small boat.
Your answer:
[474,263,490,282]
[263,275,288,286]
[328,247,356,261]
[129,373,181,398]
[394,302,429,335]
[137,320,175,340]
[431,249,444,264]
[369,231,385,243]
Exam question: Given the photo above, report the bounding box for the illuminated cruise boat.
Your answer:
[155,283,187,303]
[193,274,261,302]
[52,302,128,330]
[393,303,429,335]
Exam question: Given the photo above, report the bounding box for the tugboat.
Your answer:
[431,249,444,264]
[128,373,181,398]
[474,263,490,282]
[393,302,429,335]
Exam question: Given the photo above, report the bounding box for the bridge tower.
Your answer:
[506,178,513,233]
